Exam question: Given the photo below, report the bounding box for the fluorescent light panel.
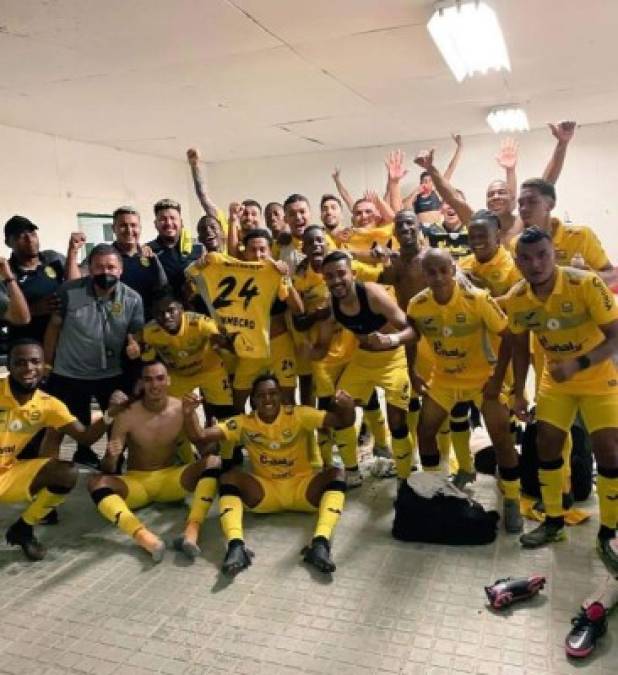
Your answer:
[486,107,529,133]
[428,1,511,82]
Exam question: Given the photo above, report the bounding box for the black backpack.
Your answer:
[393,474,499,545]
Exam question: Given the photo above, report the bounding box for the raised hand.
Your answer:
[332,167,341,182]
[125,334,141,360]
[496,137,518,170]
[548,121,576,144]
[451,133,462,147]
[68,232,86,253]
[186,148,201,166]
[385,149,408,182]
[182,392,202,415]
[107,390,130,418]
[0,257,13,282]
[414,149,435,171]
[228,201,244,222]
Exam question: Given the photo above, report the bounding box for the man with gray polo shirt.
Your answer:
[44,244,144,467]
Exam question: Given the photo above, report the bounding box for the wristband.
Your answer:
[576,354,591,370]
[389,333,400,348]
[103,410,114,425]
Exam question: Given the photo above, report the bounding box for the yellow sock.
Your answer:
[97,494,144,537]
[450,417,473,473]
[363,408,389,449]
[309,431,323,470]
[392,433,413,480]
[22,489,68,526]
[187,477,217,525]
[219,494,244,541]
[333,425,358,469]
[502,478,521,501]
[597,474,618,530]
[561,434,573,495]
[539,465,564,518]
[423,464,441,473]
[314,490,345,540]
[318,429,333,467]
[437,421,451,466]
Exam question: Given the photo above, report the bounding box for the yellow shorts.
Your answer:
[234,332,297,390]
[288,323,313,377]
[0,458,50,503]
[536,390,618,434]
[169,363,232,406]
[250,473,316,514]
[427,383,507,413]
[312,361,347,399]
[416,337,435,383]
[120,466,189,510]
[338,347,410,410]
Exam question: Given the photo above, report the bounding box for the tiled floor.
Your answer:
[0,445,615,675]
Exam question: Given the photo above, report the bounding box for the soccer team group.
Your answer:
[0,121,616,589]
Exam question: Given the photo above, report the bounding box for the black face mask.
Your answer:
[93,273,119,290]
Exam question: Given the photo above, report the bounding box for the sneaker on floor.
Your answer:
[520,519,566,548]
[503,498,523,533]
[345,468,363,489]
[452,469,476,490]
[369,456,397,478]
[596,536,618,574]
[565,602,607,659]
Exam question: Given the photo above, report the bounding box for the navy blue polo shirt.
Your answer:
[147,236,203,301]
[9,250,65,342]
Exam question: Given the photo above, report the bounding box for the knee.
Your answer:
[48,460,78,490]
[87,474,113,494]
[323,466,345,484]
[386,407,405,430]
[219,467,242,487]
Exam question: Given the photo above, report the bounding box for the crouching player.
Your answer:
[183,374,356,576]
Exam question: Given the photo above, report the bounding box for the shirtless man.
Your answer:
[87,360,220,562]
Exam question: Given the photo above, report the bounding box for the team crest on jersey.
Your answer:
[140,257,151,267]
[44,266,57,279]
[29,410,41,422]
[8,420,22,432]
[226,419,238,431]
[546,318,561,331]
[110,302,123,316]
[561,302,573,313]
[455,313,466,323]
[177,350,189,359]
[442,326,453,337]
[269,441,280,450]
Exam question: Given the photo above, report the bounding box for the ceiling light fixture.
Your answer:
[486,106,529,133]
[427,1,511,82]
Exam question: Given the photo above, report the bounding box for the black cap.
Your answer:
[4,215,38,239]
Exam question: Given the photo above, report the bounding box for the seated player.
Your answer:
[183,375,356,576]
[504,228,617,565]
[1,338,124,560]
[407,248,523,532]
[319,251,417,484]
[87,360,221,562]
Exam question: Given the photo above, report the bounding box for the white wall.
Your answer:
[204,120,618,262]
[0,124,196,256]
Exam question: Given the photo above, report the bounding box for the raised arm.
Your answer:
[64,232,87,281]
[365,189,395,224]
[0,258,30,325]
[414,149,474,225]
[385,149,408,213]
[496,138,518,204]
[187,148,218,217]
[332,167,355,212]
[226,202,243,258]
[443,133,463,181]
[542,121,576,185]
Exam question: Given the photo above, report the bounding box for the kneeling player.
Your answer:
[183,375,356,575]
[88,360,220,562]
[2,339,122,560]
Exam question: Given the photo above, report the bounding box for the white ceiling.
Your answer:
[1,0,617,161]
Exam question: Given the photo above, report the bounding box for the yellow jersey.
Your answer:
[0,378,75,470]
[141,312,221,376]
[407,280,508,388]
[338,223,397,254]
[510,218,610,271]
[458,245,522,298]
[218,406,327,480]
[503,266,618,394]
[186,252,288,359]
